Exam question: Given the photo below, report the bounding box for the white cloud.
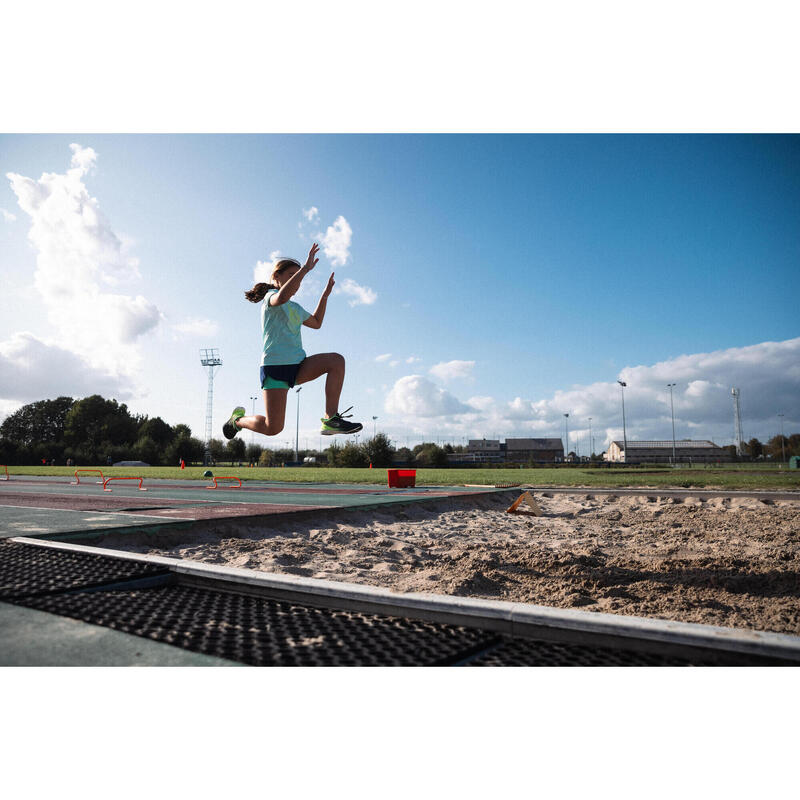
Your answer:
[302,206,319,222]
[406,356,421,364]
[429,360,475,381]
[316,215,352,266]
[466,396,495,412]
[0,332,135,402]
[379,338,800,447]
[336,278,377,307]
[384,375,472,418]
[389,360,399,368]
[1,208,16,223]
[172,317,220,338]
[5,143,160,379]
[375,353,392,362]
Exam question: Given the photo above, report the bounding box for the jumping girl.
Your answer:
[223,242,363,441]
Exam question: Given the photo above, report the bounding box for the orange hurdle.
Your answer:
[206,476,242,490]
[71,468,105,485]
[103,476,146,492]
[0,464,8,481]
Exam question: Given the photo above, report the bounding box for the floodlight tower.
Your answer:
[731,388,744,457]
[200,348,222,465]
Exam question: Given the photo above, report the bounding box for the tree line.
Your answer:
[0,394,462,468]
[2,395,796,467]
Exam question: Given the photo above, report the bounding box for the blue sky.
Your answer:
[1,134,798,451]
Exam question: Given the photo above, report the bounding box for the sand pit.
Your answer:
[114,491,800,636]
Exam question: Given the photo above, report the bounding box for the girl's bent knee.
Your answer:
[265,423,284,436]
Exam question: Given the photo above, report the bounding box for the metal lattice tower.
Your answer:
[731,387,744,456]
[200,348,222,465]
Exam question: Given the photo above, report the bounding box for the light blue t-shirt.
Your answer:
[260,289,311,366]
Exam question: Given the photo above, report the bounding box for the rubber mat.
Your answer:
[18,584,495,666]
[463,634,711,666]
[0,540,169,600]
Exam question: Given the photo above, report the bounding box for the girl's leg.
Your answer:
[235,389,288,436]
[295,353,345,417]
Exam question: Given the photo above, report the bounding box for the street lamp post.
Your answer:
[667,383,677,465]
[294,387,302,463]
[778,414,785,464]
[372,416,378,438]
[249,395,258,451]
[588,417,593,458]
[617,381,628,463]
[564,413,569,462]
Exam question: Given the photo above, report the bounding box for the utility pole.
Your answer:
[778,413,785,464]
[564,413,569,462]
[667,383,677,465]
[617,381,628,463]
[588,417,593,458]
[732,388,744,457]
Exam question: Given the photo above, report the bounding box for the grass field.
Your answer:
[5,464,800,490]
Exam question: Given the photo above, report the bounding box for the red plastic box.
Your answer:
[387,468,416,488]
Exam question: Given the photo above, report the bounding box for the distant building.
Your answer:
[464,439,504,463]
[504,438,564,464]
[605,440,730,464]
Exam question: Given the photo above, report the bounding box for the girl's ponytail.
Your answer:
[244,282,272,303]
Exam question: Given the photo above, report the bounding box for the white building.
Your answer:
[605,440,730,464]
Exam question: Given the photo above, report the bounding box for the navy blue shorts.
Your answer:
[260,362,303,390]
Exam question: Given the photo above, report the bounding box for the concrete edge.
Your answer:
[11,536,800,662]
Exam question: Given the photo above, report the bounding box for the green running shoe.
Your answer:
[223,406,245,440]
[320,406,363,435]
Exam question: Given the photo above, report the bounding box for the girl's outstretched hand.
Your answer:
[323,272,335,297]
[304,243,320,271]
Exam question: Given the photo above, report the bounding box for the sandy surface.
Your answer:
[117,491,800,636]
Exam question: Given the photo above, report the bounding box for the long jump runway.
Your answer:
[0,475,501,541]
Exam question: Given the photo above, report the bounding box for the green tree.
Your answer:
[208,438,227,463]
[226,438,246,462]
[64,395,140,459]
[138,416,175,449]
[338,441,368,467]
[258,449,277,467]
[325,441,342,467]
[173,424,192,439]
[133,435,159,465]
[361,433,394,467]
[0,397,74,446]
[394,446,413,464]
[246,443,264,464]
[767,435,789,462]
[414,442,447,467]
[746,438,763,459]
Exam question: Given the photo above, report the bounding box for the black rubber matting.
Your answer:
[0,539,169,600]
[465,635,712,666]
[18,584,492,666]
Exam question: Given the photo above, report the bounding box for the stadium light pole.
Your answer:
[372,416,378,439]
[588,417,593,458]
[563,413,569,462]
[295,387,302,463]
[778,413,785,464]
[667,384,677,465]
[617,381,628,463]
